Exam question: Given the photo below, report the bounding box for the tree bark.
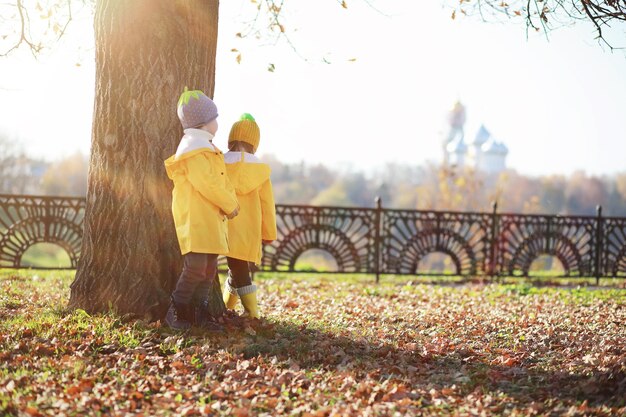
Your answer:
[69,0,225,320]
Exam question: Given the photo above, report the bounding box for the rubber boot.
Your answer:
[223,276,239,310]
[237,284,259,319]
[165,296,192,330]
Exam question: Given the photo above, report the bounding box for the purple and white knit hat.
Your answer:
[177,87,219,129]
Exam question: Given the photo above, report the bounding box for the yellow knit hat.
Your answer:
[228,113,260,153]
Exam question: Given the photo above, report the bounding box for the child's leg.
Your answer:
[185,254,223,331]
[172,253,211,305]
[223,257,245,309]
[191,254,219,306]
[167,252,211,329]
[226,257,259,318]
[226,257,252,287]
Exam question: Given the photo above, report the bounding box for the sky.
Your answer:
[0,0,625,177]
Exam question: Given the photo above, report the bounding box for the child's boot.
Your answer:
[222,274,239,310]
[165,296,192,330]
[237,284,259,319]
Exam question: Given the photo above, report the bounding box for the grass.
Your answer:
[0,269,625,416]
[20,243,72,269]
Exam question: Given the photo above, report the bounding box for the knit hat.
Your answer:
[177,87,218,129]
[228,113,260,153]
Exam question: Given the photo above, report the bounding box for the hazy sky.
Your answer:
[1,1,625,177]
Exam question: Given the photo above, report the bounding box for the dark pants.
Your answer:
[172,253,218,305]
[227,257,252,288]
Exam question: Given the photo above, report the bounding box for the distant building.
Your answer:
[442,102,508,174]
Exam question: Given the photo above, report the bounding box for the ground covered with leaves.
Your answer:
[1,270,625,416]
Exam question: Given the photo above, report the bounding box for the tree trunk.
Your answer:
[70,0,225,320]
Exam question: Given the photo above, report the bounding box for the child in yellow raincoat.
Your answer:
[222,114,277,318]
[163,88,239,330]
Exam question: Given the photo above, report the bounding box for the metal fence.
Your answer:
[2,193,626,281]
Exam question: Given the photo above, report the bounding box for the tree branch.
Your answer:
[1,0,76,57]
[455,0,625,48]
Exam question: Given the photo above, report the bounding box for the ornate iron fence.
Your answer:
[2,194,625,281]
[0,195,84,269]
[381,208,493,277]
[262,205,378,274]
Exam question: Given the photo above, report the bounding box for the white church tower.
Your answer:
[442,102,509,174]
[480,133,509,173]
[467,124,490,169]
[442,101,467,167]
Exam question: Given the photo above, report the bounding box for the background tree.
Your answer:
[564,171,609,215]
[39,152,88,196]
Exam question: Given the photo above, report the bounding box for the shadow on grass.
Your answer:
[240,319,625,409]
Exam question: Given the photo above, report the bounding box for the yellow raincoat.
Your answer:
[224,151,277,264]
[164,129,239,255]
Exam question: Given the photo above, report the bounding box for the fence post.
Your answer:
[489,201,498,281]
[44,197,51,242]
[595,205,603,285]
[374,196,382,283]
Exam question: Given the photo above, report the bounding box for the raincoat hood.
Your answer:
[175,129,216,157]
[165,129,219,180]
[224,152,271,195]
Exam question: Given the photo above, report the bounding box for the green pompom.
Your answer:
[177,87,204,108]
[240,113,255,122]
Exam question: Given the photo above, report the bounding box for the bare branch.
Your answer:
[1,0,78,57]
[450,0,626,48]
[54,0,73,44]
[1,0,28,56]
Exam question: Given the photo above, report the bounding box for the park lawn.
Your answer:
[0,270,625,417]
